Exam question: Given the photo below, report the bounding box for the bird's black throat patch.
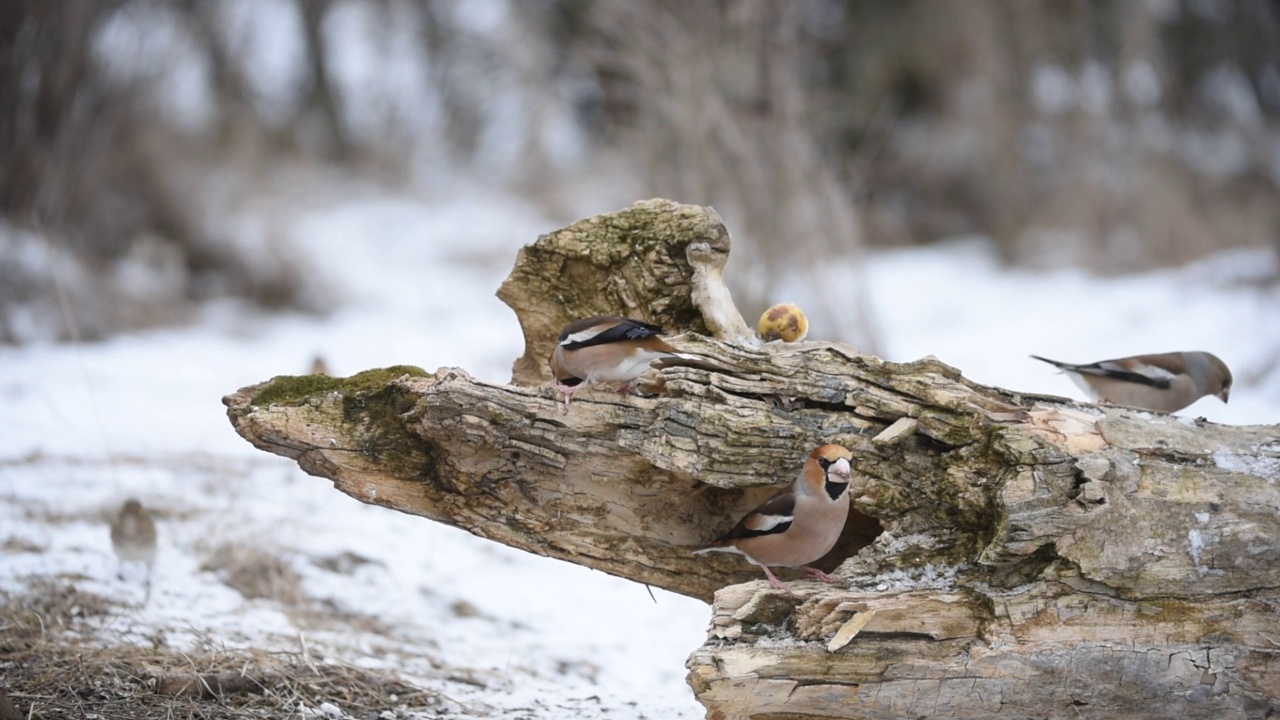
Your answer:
[824,479,847,501]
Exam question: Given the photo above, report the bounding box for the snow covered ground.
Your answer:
[2,182,1279,718]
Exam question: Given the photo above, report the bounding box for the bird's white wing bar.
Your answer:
[745,511,794,534]
[561,325,609,347]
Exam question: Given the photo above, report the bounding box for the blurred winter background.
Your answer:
[2,0,1279,717]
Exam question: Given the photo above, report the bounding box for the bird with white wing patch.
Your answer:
[549,315,692,411]
[695,444,854,592]
[1031,351,1232,414]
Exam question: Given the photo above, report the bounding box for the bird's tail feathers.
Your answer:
[691,544,736,556]
[1030,354,1073,371]
[655,353,735,374]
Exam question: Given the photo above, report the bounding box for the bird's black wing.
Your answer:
[713,490,795,542]
[559,316,665,351]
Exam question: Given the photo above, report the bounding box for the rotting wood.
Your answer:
[225,199,1280,720]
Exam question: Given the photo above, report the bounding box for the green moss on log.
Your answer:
[251,366,430,407]
[340,376,440,483]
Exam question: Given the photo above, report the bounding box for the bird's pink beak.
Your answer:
[831,458,852,481]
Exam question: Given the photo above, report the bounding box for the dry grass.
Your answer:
[199,542,405,640]
[0,579,466,719]
[201,543,306,607]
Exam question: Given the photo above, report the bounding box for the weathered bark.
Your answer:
[225,199,1280,719]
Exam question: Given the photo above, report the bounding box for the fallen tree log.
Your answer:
[224,199,1280,719]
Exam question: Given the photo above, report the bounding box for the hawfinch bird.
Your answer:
[1031,351,1232,414]
[695,444,853,591]
[549,316,685,410]
[111,498,157,597]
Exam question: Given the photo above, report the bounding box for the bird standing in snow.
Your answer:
[695,444,854,592]
[1031,351,1232,414]
[549,316,687,410]
[111,498,158,600]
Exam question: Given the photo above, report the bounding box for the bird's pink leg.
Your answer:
[555,384,580,412]
[760,564,791,592]
[802,566,843,584]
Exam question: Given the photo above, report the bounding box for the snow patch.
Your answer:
[852,564,962,594]
[1212,450,1280,482]
[1188,528,1206,572]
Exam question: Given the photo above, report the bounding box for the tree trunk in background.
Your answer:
[295,0,350,161]
[0,0,109,225]
[225,199,1280,719]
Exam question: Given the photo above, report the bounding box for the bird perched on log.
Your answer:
[695,444,853,592]
[549,316,690,410]
[1031,351,1232,414]
[111,498,158,600]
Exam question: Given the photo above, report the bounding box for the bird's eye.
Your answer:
[818,457,832,470]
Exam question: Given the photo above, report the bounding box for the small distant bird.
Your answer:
[695,445,854,592]
[309,355,331,375]
[549,316,688,410]
[757,303,809,342]
[111,498,157,598]
[1031,351,1232,414]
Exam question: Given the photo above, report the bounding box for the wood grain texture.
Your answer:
[224,199,1280,720]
